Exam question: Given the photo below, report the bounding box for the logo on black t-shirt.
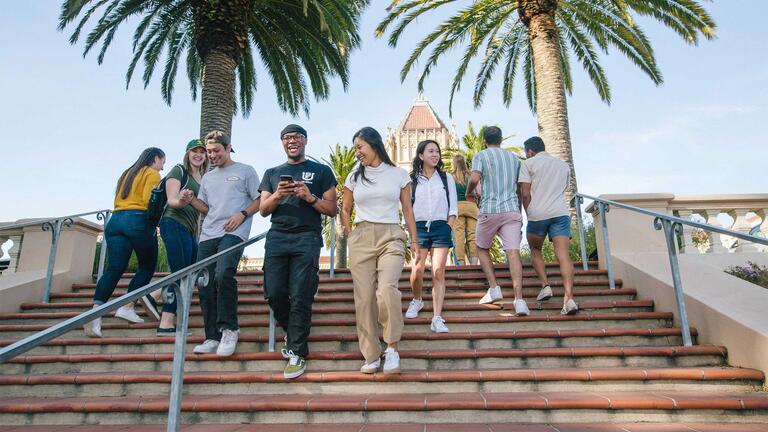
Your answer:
[302,172,315,183]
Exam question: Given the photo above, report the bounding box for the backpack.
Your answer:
[147,164,189,227]
[411,170,452,218]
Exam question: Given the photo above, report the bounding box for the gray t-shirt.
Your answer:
[471,147,521,214]
[198,162,260,241]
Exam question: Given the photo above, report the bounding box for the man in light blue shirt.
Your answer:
[465,126,528,316]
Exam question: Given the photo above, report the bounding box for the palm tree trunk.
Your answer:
[200,49,237,138]
[527,11,579,209]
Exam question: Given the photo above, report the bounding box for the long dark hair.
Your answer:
[115,147,165,199]
[351,127,395,184]
[452,154,469,185]
[410,139,444,181]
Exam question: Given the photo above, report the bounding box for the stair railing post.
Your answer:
[95,210,111,281]
[655,217,693,347]
[268,309,276,352]
[167,270,201,432]
[41,217,73,303]
[574,195,589,271]
[597,202,616,289]
[329,216,336,279]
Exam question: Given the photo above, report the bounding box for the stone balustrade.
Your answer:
[0,226,25,276]
[666,194,768,254]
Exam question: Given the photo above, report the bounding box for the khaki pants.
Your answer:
[453,200,479,262]
[348,222,407,363]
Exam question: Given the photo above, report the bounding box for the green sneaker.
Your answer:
[283,352,306,379]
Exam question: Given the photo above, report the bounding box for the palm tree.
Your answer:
[319,143,358,268]
[377,0,716,205]
[59,0,366,137]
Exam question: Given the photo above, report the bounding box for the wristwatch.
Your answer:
[308,195,320,205]
[240,210,249,218]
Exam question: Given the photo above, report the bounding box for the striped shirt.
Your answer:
[471,147,521,214]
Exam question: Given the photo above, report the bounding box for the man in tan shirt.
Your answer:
[519,136,578,315]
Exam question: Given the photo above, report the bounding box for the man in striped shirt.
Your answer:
[465,126,529,316]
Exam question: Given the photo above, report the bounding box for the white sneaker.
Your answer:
[360,358,381,374]
[430,316,449,333]
[216,329,240,357]
[536,285,553,301]
[479,286,503,304]
[513,299,530,316]
[83,317,102,338]
[405,298,424,319]
[561,299,579,315]
[383,348,400,374]
[193,339,220,354]
[115,305,144,323]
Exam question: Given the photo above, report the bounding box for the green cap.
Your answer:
[186,139,204,152]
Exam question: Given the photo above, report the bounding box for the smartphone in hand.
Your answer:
[279,175,294,183]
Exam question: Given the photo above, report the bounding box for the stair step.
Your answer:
[4,300,654,322]
[2,345,727,374]
[0,327,698,356]
[73,277,621,292]
[0,312,673,339]
[2,423,768,432]
[48,288,637,304]
[1,391,766,424]
[0,367,761,397]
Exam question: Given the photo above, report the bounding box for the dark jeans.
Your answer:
[263,230,321,358]
[159,217,198,314]
[197,234,244,341]
[93,210,158,305]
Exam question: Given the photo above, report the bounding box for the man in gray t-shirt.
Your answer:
[184,130,261,357]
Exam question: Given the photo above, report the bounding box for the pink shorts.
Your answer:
[476,211,523,250]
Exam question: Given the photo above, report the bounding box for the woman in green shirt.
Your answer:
[156,139,209,336]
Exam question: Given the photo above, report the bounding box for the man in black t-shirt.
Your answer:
[259,124,337,379]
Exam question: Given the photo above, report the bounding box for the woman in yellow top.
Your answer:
[84,147,165,338]
[451,154,479,266]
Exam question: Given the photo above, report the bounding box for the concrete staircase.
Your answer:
[0,262,767,431]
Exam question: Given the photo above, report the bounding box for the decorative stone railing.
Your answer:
[666,195,768,254]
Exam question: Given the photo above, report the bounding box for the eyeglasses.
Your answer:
[282,134,305,142]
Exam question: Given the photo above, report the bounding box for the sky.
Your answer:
[1,1,767,259]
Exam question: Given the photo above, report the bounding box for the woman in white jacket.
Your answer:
[405,140,457,333]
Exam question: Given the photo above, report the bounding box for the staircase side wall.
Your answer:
[614,251,768,379]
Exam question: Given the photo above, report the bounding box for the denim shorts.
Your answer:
[526,215,571,240]
[416,220,453,249]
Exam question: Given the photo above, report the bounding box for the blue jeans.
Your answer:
[197,234,244,341]
[93,210,158,305]
[263,230,322,357]
[159,217,198,314]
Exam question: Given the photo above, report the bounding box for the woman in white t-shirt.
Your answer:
[341,126,419,375]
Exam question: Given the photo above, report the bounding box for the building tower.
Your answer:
[385,94,458,170]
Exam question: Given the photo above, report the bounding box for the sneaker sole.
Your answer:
[537,294,553,301]
[284,368,306,379]
[383,367,401,374]
[193,349,217,354]
[114,314,144,324]
[431,327,449,333]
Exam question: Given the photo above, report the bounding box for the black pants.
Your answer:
[264,230,321,358]
[197,234,244,341]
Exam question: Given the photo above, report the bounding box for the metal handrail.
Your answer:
[574,193,768,347]
[0,230,269,432]
[0,209,112,302]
